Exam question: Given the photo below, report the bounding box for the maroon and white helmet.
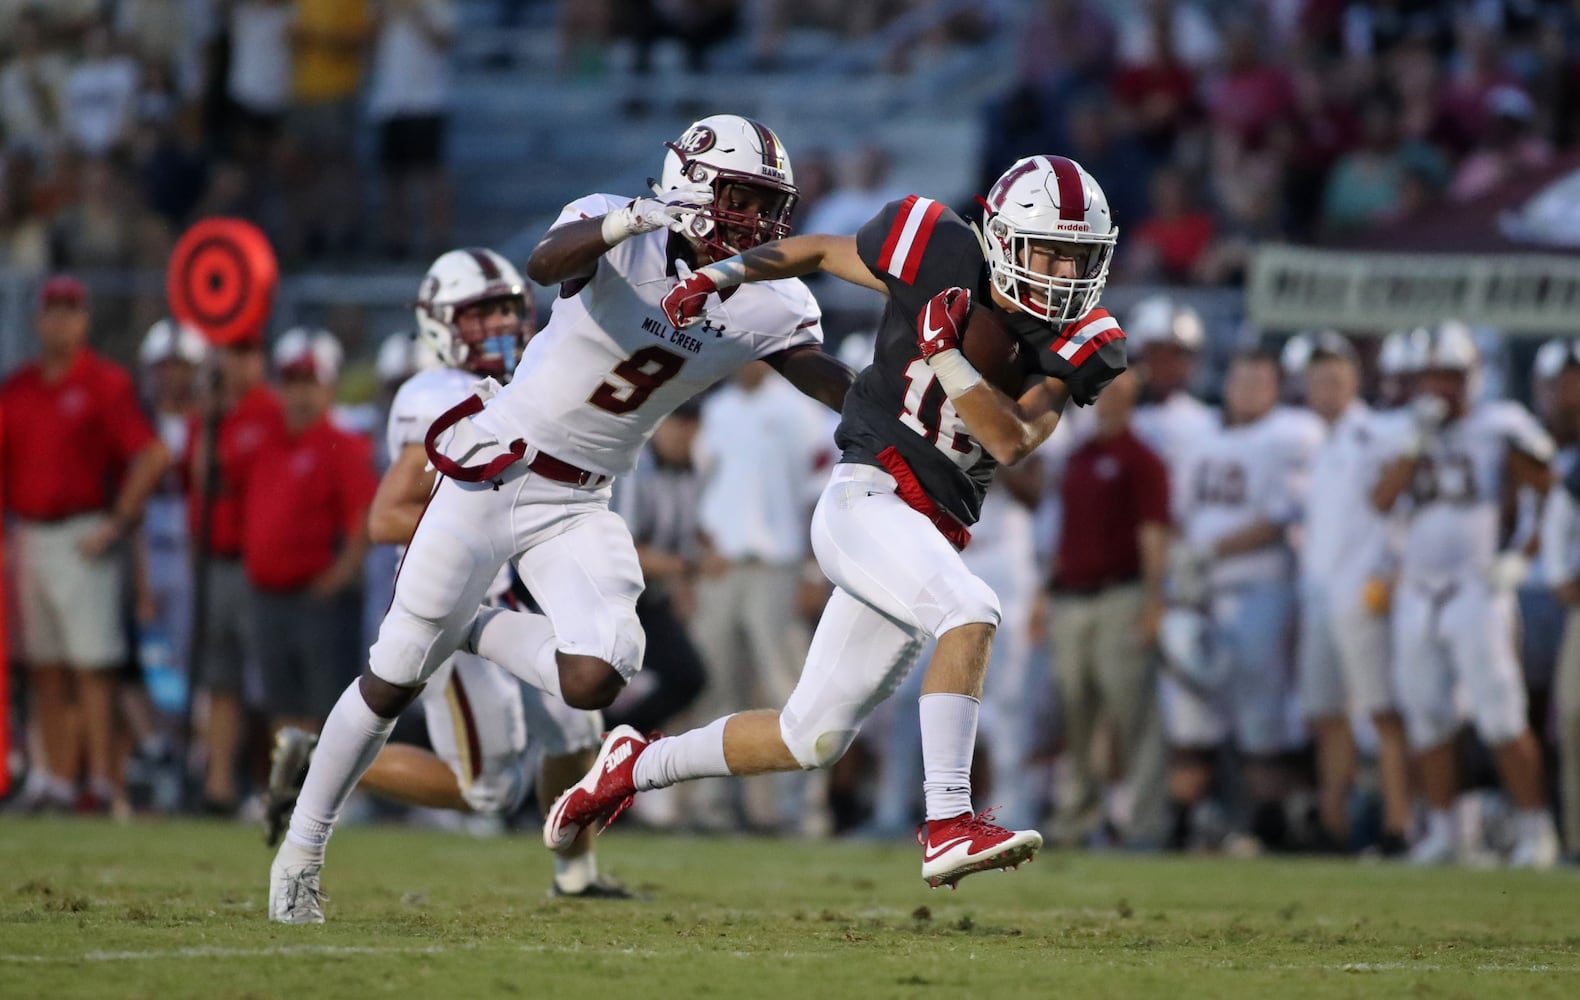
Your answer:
[657,114,798,257]
[982,155,1117,325]
[415,248,532,379]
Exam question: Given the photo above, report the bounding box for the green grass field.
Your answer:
[3,818,1579,999]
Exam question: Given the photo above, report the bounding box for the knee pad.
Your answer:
[369,612,450,687]
[779,710,859,771]
[931,573,1001,636]
[459,758,529,816]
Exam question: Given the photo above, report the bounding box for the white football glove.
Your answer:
[600,182,713,246]
[1486,550,1531,591]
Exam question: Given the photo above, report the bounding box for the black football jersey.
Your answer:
[834,196,1127,526]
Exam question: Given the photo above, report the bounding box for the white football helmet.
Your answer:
[139,318,207,367]
[1127,295,1204,352]
[982,155,1117,325]
[1533,337,1579,382]
[1419,319,1479,372]
[657,114,798,257]
[1378,327,1425,376]
[415,248,533,379]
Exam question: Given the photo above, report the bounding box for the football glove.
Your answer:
[917,287,970,360]
[600,182,713,247]
[661,259,718,329]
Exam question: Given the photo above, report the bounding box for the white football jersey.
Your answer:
[1178,407,1320,589]
[1395,400,1554,582]
[475,193,823,477]
[386,366,477,460]
[1301,401,1400,587]
[386,365,514,598]
[1132,389,1219,516]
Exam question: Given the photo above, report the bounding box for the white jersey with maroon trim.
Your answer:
[1177,407,1320,590]
[1393,400,1555,583]
[476,193,823,478]
[386,364,514,599]
[839,195,1126,526]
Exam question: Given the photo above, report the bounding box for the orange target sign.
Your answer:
[167,218,278,346]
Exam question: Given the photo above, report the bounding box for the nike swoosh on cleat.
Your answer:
[923,836,975,862]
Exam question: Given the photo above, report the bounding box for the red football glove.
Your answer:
[661,265,718,329]
[917,286,970,360]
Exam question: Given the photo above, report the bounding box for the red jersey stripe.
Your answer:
[876,195,919,275]
[898,198,947,285]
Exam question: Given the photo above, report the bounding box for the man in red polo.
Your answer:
[187,330,287,812]
[241,328,377,737]
[1048,369,1171,848]
[1,275,171,811]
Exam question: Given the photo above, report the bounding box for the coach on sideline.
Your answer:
[1,275,171,812]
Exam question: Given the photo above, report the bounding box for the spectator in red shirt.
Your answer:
[1126,165,1216,284]
[1047,370,1171,848]
[241,328,376,736]
[0,275,170,812]
[186,330,287,812]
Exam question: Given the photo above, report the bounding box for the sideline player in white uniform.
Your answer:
[1290,333,1412,853]
[1163,348,1319,850]
[546,154,1128,888]
[269,115,856,923]
[264,249,627,897]
[1372,320,1560,868]
[1125,295,1218,495]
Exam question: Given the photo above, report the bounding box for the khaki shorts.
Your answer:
[7,515,128,669]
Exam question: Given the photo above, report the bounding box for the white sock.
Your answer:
[920,693,979,821]
[468,607,562,700]
[553,852,599,892]
[284,682,396,857]
[632,716,732,791]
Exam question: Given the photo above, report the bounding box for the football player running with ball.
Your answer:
[545,155,1128,889]
[269,115,856,923]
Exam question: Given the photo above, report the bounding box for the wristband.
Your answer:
[600,209,634,247]
[698,256,747,290]
[927,348,982,398]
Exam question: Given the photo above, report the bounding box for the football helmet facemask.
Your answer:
[657,114,798,259]
[982,155,1117,326]
[415,248,534,380]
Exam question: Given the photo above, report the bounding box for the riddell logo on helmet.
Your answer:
[1055,222,1091,232]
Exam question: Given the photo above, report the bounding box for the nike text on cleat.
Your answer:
[917,809,1042,889]
[543,725,651,850]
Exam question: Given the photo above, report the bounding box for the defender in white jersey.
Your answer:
[265,249,626,897]
[1292,333,1412,853]
[1372,320,1560,868]
[1165,349,1319,850]
[269,116,855,923]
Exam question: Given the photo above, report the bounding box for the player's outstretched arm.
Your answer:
[765,344,857,413]
[528,184,713,285]
[368,443,437,545]
[663,235,886,329]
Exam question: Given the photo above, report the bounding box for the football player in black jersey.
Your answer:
[545,156,1125,889]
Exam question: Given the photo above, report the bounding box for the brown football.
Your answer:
[961,304,1030,395]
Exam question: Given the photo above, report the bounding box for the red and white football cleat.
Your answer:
[917,809,1042,889]
[543,725,651,850]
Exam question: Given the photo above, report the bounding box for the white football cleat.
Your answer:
[1508,812,1560,870]
[269,855,327,924]
[918,809,1042,889]
[1408,822,1459,866]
